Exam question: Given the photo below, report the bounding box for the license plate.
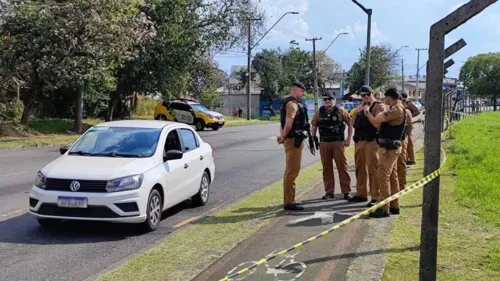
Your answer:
[57,197,88,208]
[219,121,224,124]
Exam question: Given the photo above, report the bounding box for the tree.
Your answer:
[252,49,284,100]
[460,52,500,111]
[0,0,153,129]
[346,44,400,94]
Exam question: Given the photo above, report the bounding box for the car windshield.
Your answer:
[68,127,162,158]
[191,104,209,112]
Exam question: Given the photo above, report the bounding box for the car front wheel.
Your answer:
[192,171,210,207]
[195,119,205,131]
[142,189,162,232]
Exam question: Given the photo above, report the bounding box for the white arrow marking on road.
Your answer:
[288,211,335,224]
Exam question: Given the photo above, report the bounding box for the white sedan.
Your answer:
[28,120,215,232]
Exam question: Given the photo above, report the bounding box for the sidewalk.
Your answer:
[193,124,424,281]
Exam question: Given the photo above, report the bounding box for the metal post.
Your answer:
[365,10,372,85]
[420,2,497,281]
[401,58,405,93]
[306,37,322,111]
[351,0,372,86]
[246,22,252,120]
[415,48,427,99]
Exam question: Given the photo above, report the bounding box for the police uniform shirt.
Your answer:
[382,102,405,125]
[403,100,419,117]
[311,106,352,128]
[404,108,412,131]
[285,100,299,119]
[352,101,386,123]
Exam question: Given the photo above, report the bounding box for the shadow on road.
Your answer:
[0,199,197,245]
[301,245,420,265]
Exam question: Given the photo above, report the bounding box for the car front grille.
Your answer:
[45,178,108,192]
[37,203,125,218]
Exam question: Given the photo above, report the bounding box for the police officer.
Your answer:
[364,88,406,218]
[349,85,386,207]
[397,95,413,191]
[311,92,353,200]
[277,81,308,211]
[401,93,420,165]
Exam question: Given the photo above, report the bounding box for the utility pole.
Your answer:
[306,37,322,111]
[245,17,262,121]
[401,58,405,94]
[415,48,427,99]
[352,0,372,86]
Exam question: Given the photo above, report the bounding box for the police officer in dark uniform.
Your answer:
[277,81,308,211]
[364,88,407,218]
[311,92,353,200]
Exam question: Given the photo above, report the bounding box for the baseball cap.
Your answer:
[358,85,373,94]
[322,92,335,99]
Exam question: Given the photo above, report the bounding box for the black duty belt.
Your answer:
[377,138,402,149]
[353,136,375,142]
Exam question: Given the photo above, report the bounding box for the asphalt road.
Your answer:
[0,122,322,281]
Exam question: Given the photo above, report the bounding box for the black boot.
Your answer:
[343,193,353,200]
[369,208,390,218]
[390,207,400,215]
[321,193,335,200]
[348,195,368,202]
[366,200,378,207]
[284,203,304,211]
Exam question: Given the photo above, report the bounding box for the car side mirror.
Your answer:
[163,150,183,162]
[60,146,69,155]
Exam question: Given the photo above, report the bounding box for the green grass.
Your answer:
[382,112,500,281]
[97,147,354,281]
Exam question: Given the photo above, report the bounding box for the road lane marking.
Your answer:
[0,171,29,178]
[173,216,200,228]
[0,208,28,221]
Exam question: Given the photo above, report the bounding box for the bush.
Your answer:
[133,97,158,117]
[0,98,24,122]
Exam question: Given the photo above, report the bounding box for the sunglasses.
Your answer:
[323,98,333,102]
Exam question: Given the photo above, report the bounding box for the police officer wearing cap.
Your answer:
[311,92,353,200]
[364,88,407,218]
[277,81,308,211]
[401,92,420,165]
[349,85,386,207]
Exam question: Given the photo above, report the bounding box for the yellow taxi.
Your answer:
[154,99,225,131]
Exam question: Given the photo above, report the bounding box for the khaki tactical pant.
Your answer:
[407,130,415,162]
[397,137,409,188]
[283,138,303,205]
[354,140,380,200]
[319,141,351,194]
[378,147,402,212]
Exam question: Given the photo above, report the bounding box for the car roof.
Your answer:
[94,120,186,129]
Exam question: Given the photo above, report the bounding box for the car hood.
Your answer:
[41,155,156,180]
[206,111,223,117]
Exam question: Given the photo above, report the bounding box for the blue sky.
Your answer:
[214,0,500,79]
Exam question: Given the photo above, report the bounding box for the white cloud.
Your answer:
[256,0,311,47]
[334,20,386,43]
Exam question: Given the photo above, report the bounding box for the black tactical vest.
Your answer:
[353,101,380,142]
[378,105,407,149]
[318,106,345,142]
[280,96,308,137]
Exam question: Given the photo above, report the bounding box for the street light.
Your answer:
[324,32,349,53]
[351,0,372,86]
[246,11,299,120]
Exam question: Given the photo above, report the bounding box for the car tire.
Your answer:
[157,114,167,121]
[195,119,205,131]
[212,125,220,131]
[141,189,162,232]
[37,218,62,228]
[192,171,210,207]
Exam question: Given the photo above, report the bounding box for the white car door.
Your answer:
[178,128,205,198]
[172,102,195,125]
[161,129,191,208]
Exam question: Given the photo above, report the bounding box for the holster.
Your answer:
[293,134,304,148]
[378,139,401,149]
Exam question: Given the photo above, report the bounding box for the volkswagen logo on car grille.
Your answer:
[70,181,81,192]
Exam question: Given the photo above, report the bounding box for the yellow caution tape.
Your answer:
[218,148,447,281]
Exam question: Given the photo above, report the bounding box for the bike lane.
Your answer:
[192,167,380,281]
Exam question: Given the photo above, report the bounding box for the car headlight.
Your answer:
[106,174,144,193]
[34,172,47,189]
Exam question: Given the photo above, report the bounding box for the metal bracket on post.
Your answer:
[421,1,498,281]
